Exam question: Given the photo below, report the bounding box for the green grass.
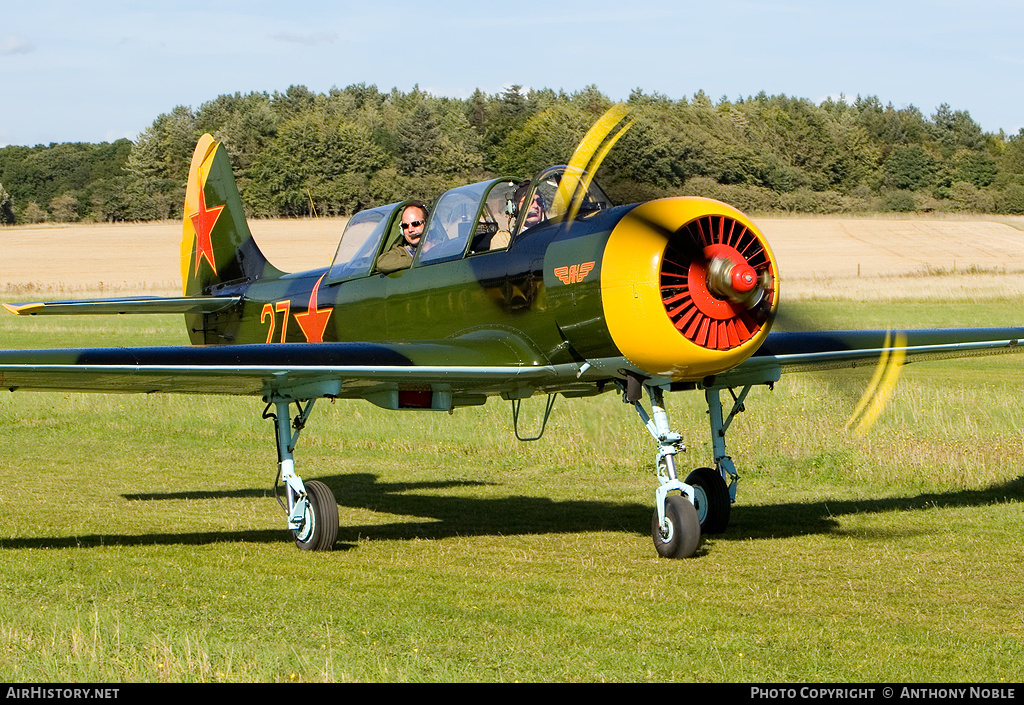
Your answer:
[1,304,1023,682]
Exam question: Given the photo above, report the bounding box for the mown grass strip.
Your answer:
[0,302,1022,681]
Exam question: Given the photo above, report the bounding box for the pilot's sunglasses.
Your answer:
[400,220,424,230]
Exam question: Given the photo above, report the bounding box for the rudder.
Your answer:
[181,134,281,296]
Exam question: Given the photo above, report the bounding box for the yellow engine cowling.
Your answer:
[600,197,779,381]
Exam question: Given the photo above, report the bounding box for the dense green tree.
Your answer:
[602,106,683,192]
[569,84,612,116]
[823,115,879,192]
[49,192,80,222]
[477,85,532,170]
[1003,129,1024,174]
[128,106,199,184]
[931,104,986,152]
[395,101,446,177]
[951,149,998,188]
[196,92,278,173]
[0,140,132,221]
[0,181,14,224]
[271,85,319,122]
[248,114,389,216]
[948,180,995,212]
[87,176,135,222]
[493,103,591,176]
[884,145,935,190]
[21,201,46,223]
[3,85,1021,219]
[881,190,917,212]
[998,183,1024,214]
[465,88,489,131]
[126,106,200,218]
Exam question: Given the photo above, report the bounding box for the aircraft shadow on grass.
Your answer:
[3,473,1022,551]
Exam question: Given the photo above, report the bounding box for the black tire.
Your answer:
[651,495,701,558]
[685,467,731,534]
[294,480,339,551]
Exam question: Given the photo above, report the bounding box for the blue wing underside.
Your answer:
[0,328,1021,400]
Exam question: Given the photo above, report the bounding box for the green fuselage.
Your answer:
[189,208,625,370]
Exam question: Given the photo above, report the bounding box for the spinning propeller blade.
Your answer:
[553,103,634,225]
[845,331,907,436]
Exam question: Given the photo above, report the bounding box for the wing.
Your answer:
[3,305,1022,407]
[715,327,1024,387]
[0,340,602,409]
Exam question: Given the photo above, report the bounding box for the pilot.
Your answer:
[377,202,428,273]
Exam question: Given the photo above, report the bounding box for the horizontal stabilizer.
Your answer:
[4,296,240,316]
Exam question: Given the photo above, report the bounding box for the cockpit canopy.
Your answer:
[516,165,613,232]
[327,166,612,282]
[418,178,518,266]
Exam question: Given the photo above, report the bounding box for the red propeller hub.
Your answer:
[731,263,757,293]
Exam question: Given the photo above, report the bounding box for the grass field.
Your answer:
[1,217,1023,682]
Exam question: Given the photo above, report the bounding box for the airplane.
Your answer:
[3,113,1023,559]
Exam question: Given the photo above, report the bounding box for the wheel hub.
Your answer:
[691,486,708,524]
[294,499,314,542]
[658,517,674,543]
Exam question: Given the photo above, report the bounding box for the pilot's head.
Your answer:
[400,204,427,247]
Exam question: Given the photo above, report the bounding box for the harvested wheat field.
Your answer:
[0,218,347,297]
[2,215,1023,300]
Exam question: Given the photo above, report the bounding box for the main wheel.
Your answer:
[685,467,731,534]
[294,480,339,551]
[651,495,701,558]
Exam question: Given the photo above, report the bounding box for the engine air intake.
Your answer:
[660,215,776,351]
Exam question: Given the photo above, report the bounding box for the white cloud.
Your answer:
[0,34,35,56]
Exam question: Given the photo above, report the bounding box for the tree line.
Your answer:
[2,83,1024,225]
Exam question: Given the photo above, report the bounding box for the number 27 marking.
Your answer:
[261,300,291,343]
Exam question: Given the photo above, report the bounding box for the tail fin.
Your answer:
[181,134,282,296]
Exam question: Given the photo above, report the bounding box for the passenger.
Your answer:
[522,192,546,229]
[377,202,428,273]
[513,181,547,231]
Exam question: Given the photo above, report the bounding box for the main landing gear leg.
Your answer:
[264,398,339,551]
[631,383,701,559]
[689,385,750,535]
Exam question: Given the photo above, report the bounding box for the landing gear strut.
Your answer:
[631,382,701,558]
[264,398,339,551]
[700,384,752,533]
[629,378,765,557]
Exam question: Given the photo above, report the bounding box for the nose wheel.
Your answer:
[651,495,701,558]
[630,380,703,558]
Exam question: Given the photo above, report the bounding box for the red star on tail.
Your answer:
[191,181,224,276]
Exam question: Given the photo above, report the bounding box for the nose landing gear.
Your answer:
[629,377,766,558]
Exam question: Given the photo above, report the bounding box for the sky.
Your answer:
[2,0,1022,147]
